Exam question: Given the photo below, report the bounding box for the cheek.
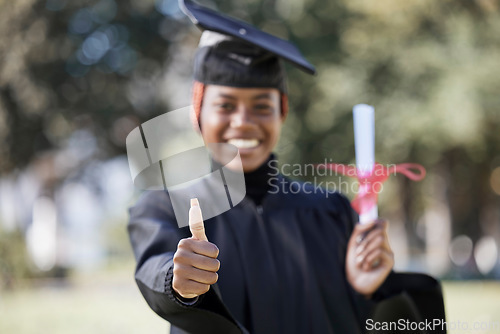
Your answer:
[264,121,282,146]
[200,114,226,141]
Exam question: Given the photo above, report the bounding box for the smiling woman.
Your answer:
[127,1,446,333]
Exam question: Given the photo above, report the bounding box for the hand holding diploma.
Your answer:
[172,198,220,299]
[346,218,394,297]
[346,104,394,297]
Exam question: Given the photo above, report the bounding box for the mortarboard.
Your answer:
[179,0,316,93]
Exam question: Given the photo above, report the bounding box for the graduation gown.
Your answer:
[128,171,446,334]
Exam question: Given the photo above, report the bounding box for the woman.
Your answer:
[128,1,445,333]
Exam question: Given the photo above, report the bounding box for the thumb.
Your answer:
[189,198,208,241]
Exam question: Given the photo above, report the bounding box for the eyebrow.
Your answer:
[217,93,274,100]
[252,93,273,100]
[218,93,237,100]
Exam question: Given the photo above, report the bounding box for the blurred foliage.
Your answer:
[103,218,135,261]
[0,0,183,172]
[0,228,31,289]
[0,0,499,276]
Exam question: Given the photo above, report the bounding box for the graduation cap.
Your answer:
[180,0,316,94]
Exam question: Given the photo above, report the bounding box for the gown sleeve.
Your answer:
[127,190,247,334]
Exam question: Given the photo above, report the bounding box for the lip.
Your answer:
[236,145,261,155]
[225,138,262,154]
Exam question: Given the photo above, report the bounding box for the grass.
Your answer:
[442,281,500,334]
[0,263,499,334]
[0,263,168,334]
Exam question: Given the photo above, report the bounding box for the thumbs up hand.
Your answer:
[172,199,220,299]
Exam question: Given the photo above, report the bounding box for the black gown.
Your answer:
[128,158,446,334]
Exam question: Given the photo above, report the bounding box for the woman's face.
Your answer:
[200,85,284,173]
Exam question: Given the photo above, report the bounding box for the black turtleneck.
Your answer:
[243,155,276,205]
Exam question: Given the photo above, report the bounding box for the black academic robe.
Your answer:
[128,174,446,334]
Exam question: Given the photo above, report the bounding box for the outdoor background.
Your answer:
[0,0,499,333]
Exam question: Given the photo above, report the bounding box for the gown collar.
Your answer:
[243,154,277,205]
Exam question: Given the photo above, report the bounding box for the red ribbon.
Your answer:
[316,163,426,215]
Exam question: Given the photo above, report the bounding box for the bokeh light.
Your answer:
[474,236,498,275]
[81,31,110,64]
[156,0,184,18]
[69,9,94,35]
[26,197,57,271]
[449,235,473,266]
[66,3,136,75]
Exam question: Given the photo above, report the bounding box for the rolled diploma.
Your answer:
[353,104,378,224]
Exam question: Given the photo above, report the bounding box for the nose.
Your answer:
[230,105,254,128]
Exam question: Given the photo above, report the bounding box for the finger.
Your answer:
[354,219,379,234]
[356,234,384,260]
[358,220,387,243]
[364,234,392,256]
[349,221,376,250]
[189,198,208,241]
[193,257,220,272]
[381,224,392,252]
[350,219,381,247]
[362,249,382,271]
[174,264,219,285]
[356,228,384,254]
[367,250,394,271]
[178,238,219,258]
[366,220,391,252]
[173,279,211,298]
[380,249,394,266]
[362,249,393,271]
[174,250,220,272]
[370,220,391,251]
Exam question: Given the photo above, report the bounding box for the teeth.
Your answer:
[227,139,260,149]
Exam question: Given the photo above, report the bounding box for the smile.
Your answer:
[227,138,260,149]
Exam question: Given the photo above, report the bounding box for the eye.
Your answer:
[217,103,235,112]
[253,104,274,115]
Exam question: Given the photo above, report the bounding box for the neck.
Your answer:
[244,154,276,205]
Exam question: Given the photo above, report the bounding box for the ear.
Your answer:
[191,81,205,133]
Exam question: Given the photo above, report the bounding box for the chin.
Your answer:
[240,157,266,173]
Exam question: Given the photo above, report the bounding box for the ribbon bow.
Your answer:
[316,163,426,215]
